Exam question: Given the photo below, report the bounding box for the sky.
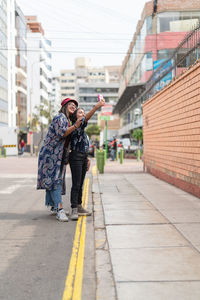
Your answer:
[17,0,148,75]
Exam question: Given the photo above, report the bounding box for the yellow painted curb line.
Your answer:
[92,165,97,176]
[72,216,86,299]
[62,178,89,300]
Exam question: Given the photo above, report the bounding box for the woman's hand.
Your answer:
[74,117,83,128]
[64,116,83,137]
[96,97,105,108]
[87,158,91,171]
[85,98,105,122]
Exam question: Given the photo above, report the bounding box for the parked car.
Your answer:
[88,141,95,157]
[121,138,138,153]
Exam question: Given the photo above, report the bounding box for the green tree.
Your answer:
[85,124,101,139]
[132,128,143,161]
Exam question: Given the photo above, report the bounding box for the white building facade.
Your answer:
[77,82,119,124]
[26,16,52,124]
[60,57,120,124]
[0,0,8,127]
[0,0,27,155]
[15,3,27,129]
[60,69,76,100]
[51,76,60,114]
[7,0,16,129]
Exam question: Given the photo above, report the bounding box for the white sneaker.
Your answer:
[50,207,69,216]
[50,207,57,216]
[56,209,68,222]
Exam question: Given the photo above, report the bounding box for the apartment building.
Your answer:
[15,3,27,129]
[60,69,76,100]
[26,16,52,124]
[60,57,120,124]
[51,76,60,114]
[104,65,121,83]
[7,0,16,130]
[0,0,28,155]
[0,0,8,126]
[114,0,200,137]
[77,82,119,123]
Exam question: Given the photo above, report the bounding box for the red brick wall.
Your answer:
[143,61,200,198]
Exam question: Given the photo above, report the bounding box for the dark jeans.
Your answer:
[69,151,88,208]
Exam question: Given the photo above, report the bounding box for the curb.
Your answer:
[92,168,117,300]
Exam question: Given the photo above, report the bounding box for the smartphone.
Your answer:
[81,117,85,125]
[98,94,103,102]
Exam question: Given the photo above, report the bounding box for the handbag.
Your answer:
[62,135,70,165]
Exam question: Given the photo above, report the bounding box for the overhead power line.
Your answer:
[18,36,132,41]
[18,35,188,41]
[0,47,150,55]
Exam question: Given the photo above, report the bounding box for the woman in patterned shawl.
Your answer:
[37,98,83,222]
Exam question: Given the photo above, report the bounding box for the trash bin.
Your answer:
[0,146,5,158]
[4,147,6,158]
[98,151,104,174]
[96,150,100,171]
[120,149,124,164]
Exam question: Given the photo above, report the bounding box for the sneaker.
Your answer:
[56,209,68,222]
[78,205,92,216]
[50,207,69,216]
[50,206,57,216]
[71,208,78,221]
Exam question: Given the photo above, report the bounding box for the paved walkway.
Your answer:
[93,159,200,300]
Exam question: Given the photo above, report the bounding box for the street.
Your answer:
[1,0,200,299]
[0,156,95,300]
[1,156,200,300]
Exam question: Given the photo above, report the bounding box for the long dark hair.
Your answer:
[59,103,71,120]
[70,108,80,124]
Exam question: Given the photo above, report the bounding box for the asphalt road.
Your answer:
[0,156,95,300]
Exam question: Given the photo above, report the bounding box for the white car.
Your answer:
[121,138,138,152]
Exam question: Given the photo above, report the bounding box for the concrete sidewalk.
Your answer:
[93,159,200,300]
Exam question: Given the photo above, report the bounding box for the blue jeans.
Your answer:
[45,183,62,209]
[111,149,116,161]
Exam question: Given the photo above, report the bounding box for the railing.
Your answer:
[143,22,200,101]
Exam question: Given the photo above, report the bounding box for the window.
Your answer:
[146,52,152,71]
[157,12,200,33]
[146,16,152,35]
[61,86,74,90]
[157,49,174,61]
[0,109,8,124]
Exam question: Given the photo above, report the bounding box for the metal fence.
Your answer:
[143,22,200,101]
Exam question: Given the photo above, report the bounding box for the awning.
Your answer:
[113,83,145,114]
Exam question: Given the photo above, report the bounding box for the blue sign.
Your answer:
[153,59,172,92]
